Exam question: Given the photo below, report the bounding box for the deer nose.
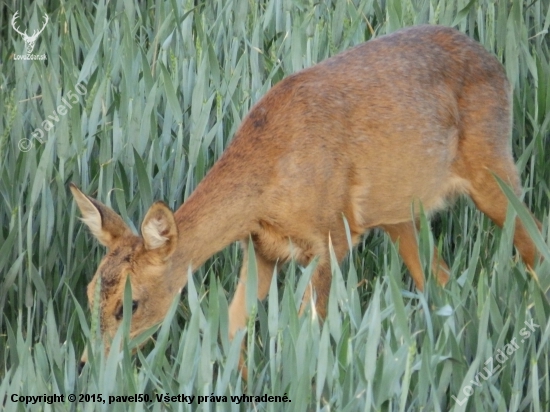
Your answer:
[79,347,88,374]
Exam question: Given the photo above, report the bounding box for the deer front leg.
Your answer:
[300,260,332,319]
[381,221,450,290]
[228,240,276,378]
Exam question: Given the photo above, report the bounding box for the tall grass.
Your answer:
[1,0,549,410]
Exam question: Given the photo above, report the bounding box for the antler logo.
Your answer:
[12,11,49,55]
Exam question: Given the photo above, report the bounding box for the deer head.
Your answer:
[70,184,181,362]
[12,11,49,54]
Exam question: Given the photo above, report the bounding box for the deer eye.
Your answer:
[115,300,139,320]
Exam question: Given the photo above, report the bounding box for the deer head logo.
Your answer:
[12,11,49,55]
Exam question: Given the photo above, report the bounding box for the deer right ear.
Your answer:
[141,201,178,259]
[70,183,131,248]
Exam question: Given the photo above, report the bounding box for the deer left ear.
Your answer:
[70,183,132,248]
[141,201,178,259]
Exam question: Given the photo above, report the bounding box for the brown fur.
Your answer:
[71,25,541,370]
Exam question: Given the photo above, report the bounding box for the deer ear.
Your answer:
[69,183,132,248]
[141,201,178,259]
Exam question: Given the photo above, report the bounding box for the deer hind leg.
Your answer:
[457,155,540,268]
[456,81,541,268]
[381,221,450,290]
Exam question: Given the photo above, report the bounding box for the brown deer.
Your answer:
[71,25,540,371]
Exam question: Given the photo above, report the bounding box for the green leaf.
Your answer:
[133,148,153,210]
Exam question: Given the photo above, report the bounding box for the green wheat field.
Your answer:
[1,0,550,411]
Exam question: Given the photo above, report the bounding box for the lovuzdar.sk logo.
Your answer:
[12,11,48,61]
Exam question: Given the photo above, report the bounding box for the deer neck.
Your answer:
[168,150,263,288]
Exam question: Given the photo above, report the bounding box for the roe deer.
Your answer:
[71,25,540,370]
